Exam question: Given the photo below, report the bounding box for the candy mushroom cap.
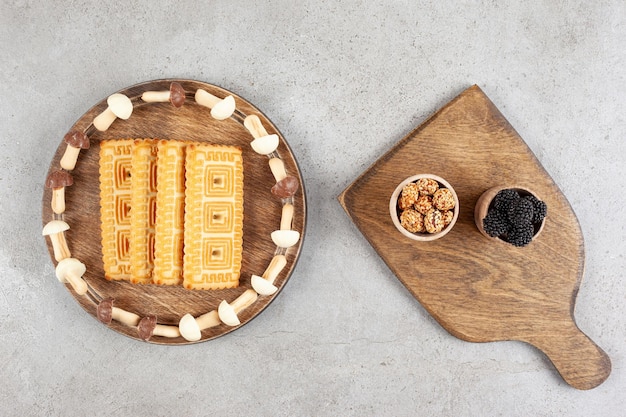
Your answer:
[107,93,133,120]
[271,176,299,199]
[42,220,70,236]
[251,134,279,155]
[137,315,157,341]
[271,230,300,248]
[251,275,278,296]
[97,297,114,324]
[217,300,240,326]
[64,130,90,149]
[45,170,73,189]
[169,82,186,107]
[211,95,236,120]
[179,313,201,342]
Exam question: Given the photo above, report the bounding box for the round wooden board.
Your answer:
[42,79,307,344]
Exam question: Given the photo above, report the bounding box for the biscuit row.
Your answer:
[99,138,244,290]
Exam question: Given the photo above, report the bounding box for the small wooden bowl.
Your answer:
[389,174,459,241]
[474,185,546,243]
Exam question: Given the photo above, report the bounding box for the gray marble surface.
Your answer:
[1,1,625,415]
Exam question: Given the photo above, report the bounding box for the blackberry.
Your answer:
[506,222,535,247]
[507,197,534,226]
[523,195,547,223]
[483,210,509,237]
[492,189,519,213]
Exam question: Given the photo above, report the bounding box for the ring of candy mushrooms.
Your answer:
[194,89,236,120]
[45,170,73,214]
[137,315,181,341]
[55,258,88,295]
[59,130,90,171]
[96,297,141,327]
[141,82,186,108]
[218,289,258,326]
[251,254,287,296]
[93,93,133,131]
[178,310,220,342]
[42,220,71,262]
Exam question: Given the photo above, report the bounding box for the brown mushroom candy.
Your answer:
[141,82,186,108]
[137,315,180,341]
[60,130,90,170]
[45,170,73,214]
[97,297,141,327]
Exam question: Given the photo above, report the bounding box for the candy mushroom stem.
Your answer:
[141,82,186,107]
[55,258,88,295]
[137,315,181,341]
[218,289,258,326]
[45,170,73,214]
[269,158,287,182]
[59,130,90,171]
[42,220,71,261]
[251,254,287,296]
[194,89,236,120]
[179,310,220,342]
[93,93,133,132]
[96,297,141,327]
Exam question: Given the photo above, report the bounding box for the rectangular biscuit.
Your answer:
[99,139,134,281]
[129,139,158,284]
[183,144,244,290]
[153,140,187,285]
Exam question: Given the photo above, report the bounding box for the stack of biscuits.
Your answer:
[99,139,243,290]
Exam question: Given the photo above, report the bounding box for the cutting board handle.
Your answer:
[527,321,611,390]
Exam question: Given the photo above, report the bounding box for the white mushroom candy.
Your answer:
[270,203,300,248]
[269,158,287,182]
[217,289,258,326]
[42,220,71,262]
[244,114,279,155]
[194,89,236,120]
[55,258,88,295]
[178,310,220,342]
[93,93,133,131]
[251,254,287,296]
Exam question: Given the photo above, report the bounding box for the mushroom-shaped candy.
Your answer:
[244,115,279,155]
[270,203,300,248]
[141,82,186,108]
[55,258,88,295]
[45,170,73,214]
[59,130,90,170]
[137,315,181,341]
[178,310,220,342]
[217,289,258,326]
[97,297,141,327]
[251,254,287,296]
[93,93,133,132]
[194,89,236,120]
[42,220,71,261]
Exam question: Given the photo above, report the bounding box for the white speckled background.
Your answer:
[1,1,625,415]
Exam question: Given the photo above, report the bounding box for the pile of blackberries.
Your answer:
[482,189,547,247]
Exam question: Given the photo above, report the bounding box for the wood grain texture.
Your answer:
[42,79,306,345]
[339,85,610,390]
